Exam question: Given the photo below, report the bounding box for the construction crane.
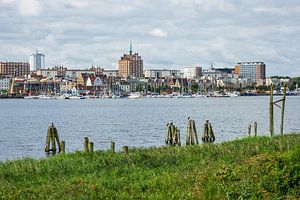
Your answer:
[9,67,19,97]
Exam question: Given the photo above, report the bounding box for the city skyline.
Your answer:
[0,0,299,76]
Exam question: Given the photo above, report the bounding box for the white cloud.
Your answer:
[18,0,42,16]
[149,28,168,38]
[0,0,299,76]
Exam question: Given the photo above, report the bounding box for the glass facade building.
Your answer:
[235,62,266,82]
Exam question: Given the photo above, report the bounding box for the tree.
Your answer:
[191,83,199,93]
[147,85,152,92]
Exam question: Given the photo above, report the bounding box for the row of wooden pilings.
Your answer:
[45,119,215,156]
[248,122,258,137]
[165,118,216,146]
[45,119,260,156]
[45,123,129,154]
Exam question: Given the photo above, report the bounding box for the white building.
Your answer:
[36,69,58,79]
[103,69,119,77]
[65,69,95,79]
[144,69,181,78]
[266,77,291,86]
[181,67,202,79]
[30,50,45,71]
[0,76,11,91]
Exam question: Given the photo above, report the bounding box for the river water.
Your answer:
[0,96,299,161]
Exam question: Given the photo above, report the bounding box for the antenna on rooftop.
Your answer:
[129,40,132,55]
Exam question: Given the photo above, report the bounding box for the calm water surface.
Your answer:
[0,96,299,161]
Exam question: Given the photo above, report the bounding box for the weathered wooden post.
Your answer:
[192,120,199,144]
[165,122,172,145]
[280,84,287,136]
[84,137,89,153]
[248,124,251,136]
[269,84,274,137]
[175,128,181,146]
[45,123,61,153]
[208,122,215,142]
[89,142,94,153]
[186,118,199,145]
[45,127,51,152]
[54,126,61,152]
[50,126,56,152]
[202,120,209,142]
[186,120,191,145]
[111,141,115,153]
[123,146,129,154]
[254,122,257,137]
[202,120,215,143]
[166,121,181,146]
[60,141,65,154]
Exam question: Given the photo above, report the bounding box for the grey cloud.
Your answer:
[0,0,299,76]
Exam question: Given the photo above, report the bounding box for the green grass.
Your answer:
[0,134,300,199]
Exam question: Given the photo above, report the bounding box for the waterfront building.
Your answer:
[90,66,104,77]
[65,69,95,79]
[144,69,181,78]
[0,62,30,78]
[29,51,45,71]
[103,69,119,77]
[36,69,58,79]
[181,66,202,79]
[266,77,292,87]
[118,43,143,78]
[119,80,130,93]
[52,66,67,77]
[202,69,221,81]
[235,62,266,83]
[215,68,235,74]
[0,76,10,91]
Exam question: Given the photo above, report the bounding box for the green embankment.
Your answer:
[0,134,299,199]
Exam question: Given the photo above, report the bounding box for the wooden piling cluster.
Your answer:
[83,137,94,153]
[248,122,258,137]
[201,120,215,143]
[165,122,181,146]
[45,123,61,153]
[186,118,199,145]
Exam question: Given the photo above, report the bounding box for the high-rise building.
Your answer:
[30,50,45,71]
[0,62,30,77]
[118,42,143,78]
[235,62,266,82]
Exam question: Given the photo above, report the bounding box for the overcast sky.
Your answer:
[0,0,299,76]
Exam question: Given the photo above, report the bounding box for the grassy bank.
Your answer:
[0,134,300,199]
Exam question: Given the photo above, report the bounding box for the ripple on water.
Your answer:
[0,96,299,160]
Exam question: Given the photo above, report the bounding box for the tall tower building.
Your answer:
[118,42,143,78]
[235,62,266,83]
[29,50,45,71]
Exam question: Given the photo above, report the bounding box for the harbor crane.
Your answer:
[8,67,19,97]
